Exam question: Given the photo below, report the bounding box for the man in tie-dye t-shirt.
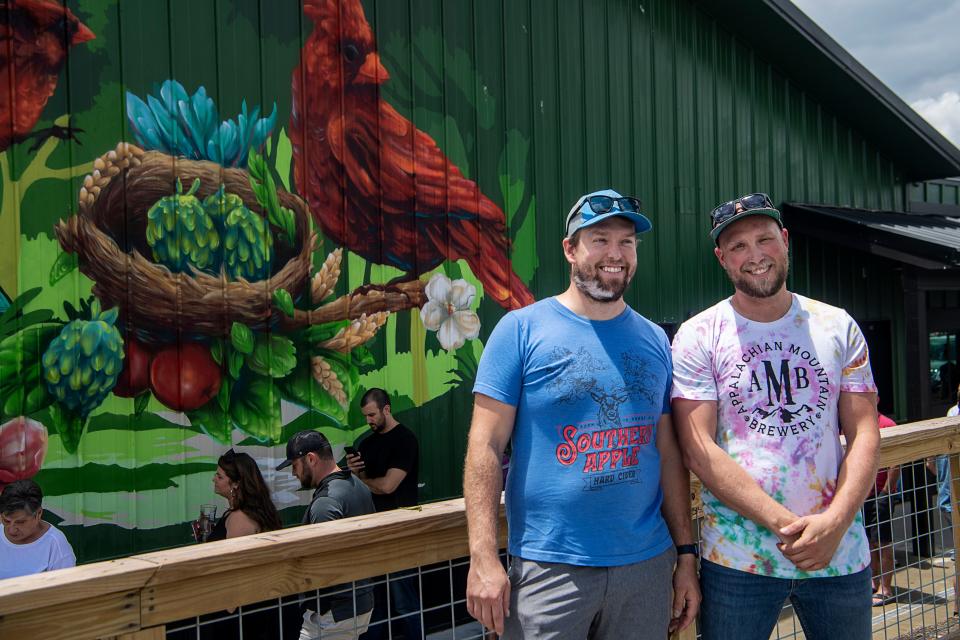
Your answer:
[671,193,880,640]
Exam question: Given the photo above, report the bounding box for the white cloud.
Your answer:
[912,92,960,147]
[791,1,960,103]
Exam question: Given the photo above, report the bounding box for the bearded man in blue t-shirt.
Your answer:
[464,189,700,639]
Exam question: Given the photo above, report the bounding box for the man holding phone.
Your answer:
[346,387,421,638]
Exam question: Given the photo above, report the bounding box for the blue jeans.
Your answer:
[699,560,872,640]
[362,569,423,639]
[937,454,953,514]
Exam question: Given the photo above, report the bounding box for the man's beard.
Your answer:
[572,262,632,302]
[726,257,788,298]
[298,466,314,490]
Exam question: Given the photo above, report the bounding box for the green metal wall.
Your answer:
[912,179,960,206]
[0,0,912,562]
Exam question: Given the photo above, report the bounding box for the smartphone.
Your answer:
[344,446,358,456]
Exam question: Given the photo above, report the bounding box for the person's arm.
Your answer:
[464,393,515,636]
[348,432,417,495]
[883,465,901,494]
[656,413,700,633]
[779,391,879,570]
[306,497,343,524]
[673,398,800,537]
[225,509,262,538]
[354,466,407,495]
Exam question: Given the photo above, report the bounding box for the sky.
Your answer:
[790,0,960,148]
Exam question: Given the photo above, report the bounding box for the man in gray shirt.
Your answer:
[277,430,376,639]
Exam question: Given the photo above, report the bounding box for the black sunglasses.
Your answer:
[709,193,775,229]
[566,195,642,233]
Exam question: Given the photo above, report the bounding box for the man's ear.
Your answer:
[713,245,725,268]
[561,237,577,265]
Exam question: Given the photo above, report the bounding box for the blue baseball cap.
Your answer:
[565,189,653,238]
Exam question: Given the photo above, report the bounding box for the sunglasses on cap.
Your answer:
[709,193,775,230]
[566,195,643,232]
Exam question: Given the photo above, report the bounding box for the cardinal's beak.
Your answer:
[72,22,96,45]
[357,53,389,84]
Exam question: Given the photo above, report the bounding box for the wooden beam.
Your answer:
[141,517,480,624]
[0,558,158,616]
[874,416,960,467]
[0,590,140,640]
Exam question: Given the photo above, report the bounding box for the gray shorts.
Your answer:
[502,546,677,640]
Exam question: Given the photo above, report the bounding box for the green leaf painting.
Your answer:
[48,403,88,454]
[230,322,255,355]
[230,376,282,442]
[273,289,295,318]
[277,360,347,426]
[247,334,297,379]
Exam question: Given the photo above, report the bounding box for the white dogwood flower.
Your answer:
[420,274,481,351]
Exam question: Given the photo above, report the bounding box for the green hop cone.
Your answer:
[145,178,221,274]
[211,186,273,281]
[41,307,124,418]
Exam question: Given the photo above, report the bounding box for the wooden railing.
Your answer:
[2,415,960,640]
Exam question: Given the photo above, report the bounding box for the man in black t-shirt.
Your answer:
[348,388,419,511]
[277,430,376,639]
[347,388,421,639]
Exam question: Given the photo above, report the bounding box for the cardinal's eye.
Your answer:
[343,43,361,62]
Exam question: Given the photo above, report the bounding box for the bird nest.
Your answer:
[55,143,316,343]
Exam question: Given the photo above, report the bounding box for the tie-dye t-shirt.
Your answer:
[671,294,876,578]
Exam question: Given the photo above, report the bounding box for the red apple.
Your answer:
[113,338,153,397]
[149,342,222,411]
[0,417,49,486]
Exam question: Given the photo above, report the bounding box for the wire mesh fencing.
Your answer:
[165,555,496,640]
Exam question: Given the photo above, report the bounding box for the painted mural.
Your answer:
[0,0,540,561]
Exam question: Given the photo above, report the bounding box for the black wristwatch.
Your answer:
[676,543,699,557]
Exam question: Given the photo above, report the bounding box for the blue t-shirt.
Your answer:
[474,297,673,566]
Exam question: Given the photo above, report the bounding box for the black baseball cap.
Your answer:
[276,430,331,470]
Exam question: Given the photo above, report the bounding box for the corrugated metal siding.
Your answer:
[913,179,960,207]
[0,0,912,561]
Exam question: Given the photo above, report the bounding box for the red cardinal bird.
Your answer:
[0,0,94,153]
[290,0,534,310]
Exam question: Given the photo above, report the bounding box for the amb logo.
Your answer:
[726,341,830,438]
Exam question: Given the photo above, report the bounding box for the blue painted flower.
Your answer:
[126,80,276,167]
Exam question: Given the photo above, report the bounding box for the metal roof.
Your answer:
[691,0,960,181]
[784,203,960,269]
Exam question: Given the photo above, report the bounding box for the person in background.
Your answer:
[0,479,76,579]
[279,430,376,640]
[346,388,421,639]
[199,448,283,541]
[863,408,899,606]
[931,381,960,615]
[186,449,285,640]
